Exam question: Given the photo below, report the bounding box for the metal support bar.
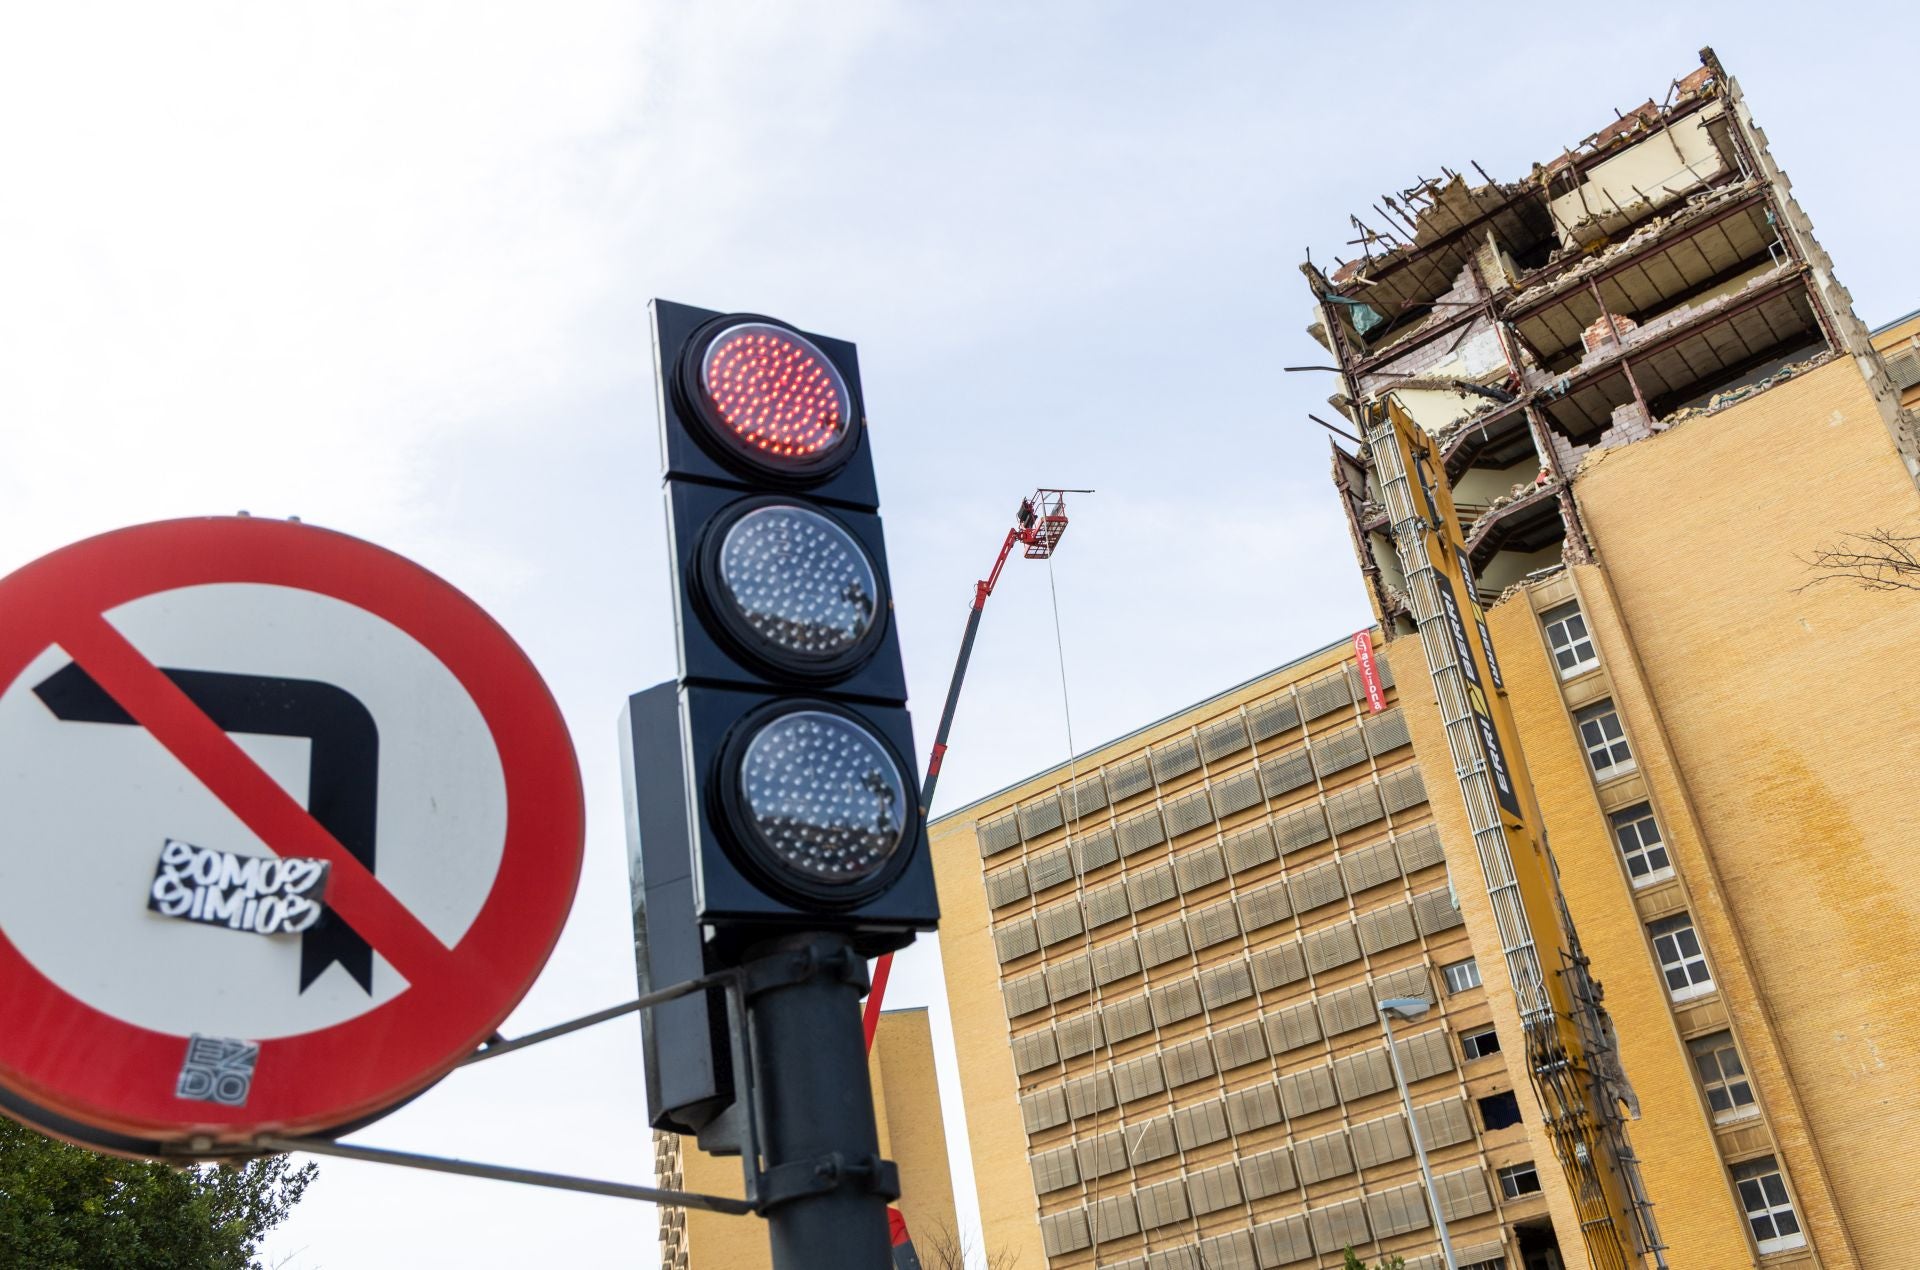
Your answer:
[225,968,768,1219]
[1588,279,1652,424]
[1309,412,1365,446]
[252,1134,757,1215]
[466,969,741,1067]
[465,999,640,1066]
[1523,403,1594,567]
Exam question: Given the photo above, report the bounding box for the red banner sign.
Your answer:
[1353,631,1387,713]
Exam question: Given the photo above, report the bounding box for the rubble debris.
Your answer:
[1509,179,1761,309]
[1465,477,1561,549]
[1429,396,1518,451]
[1525,259,1802,391]
[1660,351,1835,425]
[1491,562,1571,609]
[1315,47,1875,617]
[1582,313,1640,352]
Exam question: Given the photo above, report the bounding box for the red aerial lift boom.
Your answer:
[861,489,1083,1048]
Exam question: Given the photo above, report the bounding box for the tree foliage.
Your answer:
[1343,1250,1406,1270]
[918,1220,1018,1270]
[0,1117,316,1269]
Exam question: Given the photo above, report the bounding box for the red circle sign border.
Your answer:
[0,517,585,1148]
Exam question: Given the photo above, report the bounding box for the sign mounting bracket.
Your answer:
[241,1134,758,1216]
[232,967,771,1219]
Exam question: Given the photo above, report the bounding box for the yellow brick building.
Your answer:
[933,640,1589,1270]
[1315,47,1920,1270]
[657,1008,959,1269]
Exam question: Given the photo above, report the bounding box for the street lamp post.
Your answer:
[1379,997,1460,1270]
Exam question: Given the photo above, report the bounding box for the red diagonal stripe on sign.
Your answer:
[59,610,462,998]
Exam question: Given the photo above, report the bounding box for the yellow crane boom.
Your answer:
[1364,396,1665,1270]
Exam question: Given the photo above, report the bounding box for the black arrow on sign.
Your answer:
[33,662,381,995]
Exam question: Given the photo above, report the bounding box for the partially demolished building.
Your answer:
[905,45,1915,1270]
[1313,52,1910,611]
[1311,46,1920,1270]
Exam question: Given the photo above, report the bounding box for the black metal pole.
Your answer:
[744,933,898,1270]
[862,572,993,1049]
[920,600,985,811]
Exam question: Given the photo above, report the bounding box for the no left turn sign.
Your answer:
[0,517,584,1155]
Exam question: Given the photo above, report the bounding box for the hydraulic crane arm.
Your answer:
[921,523,1020,809]
[861,491,1081,1049]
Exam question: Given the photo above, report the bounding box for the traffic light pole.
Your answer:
[743,933,900,1270]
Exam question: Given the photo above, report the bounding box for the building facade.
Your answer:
[933,640,1588,1270]
[1316,48,1920,1270]
[657,1007,959,1269]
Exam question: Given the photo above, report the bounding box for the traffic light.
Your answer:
[645,301,939,961]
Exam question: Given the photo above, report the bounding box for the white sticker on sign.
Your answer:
[148,839,330,936]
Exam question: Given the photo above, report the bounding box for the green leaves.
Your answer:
[0,1118,316,1270]
[1343,1251,1407,1270]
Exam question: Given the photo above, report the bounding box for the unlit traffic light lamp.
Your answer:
[628,301,935,1270]
[697,499,887,681]
[724,703,913,901]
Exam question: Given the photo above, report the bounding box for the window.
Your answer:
[1575,701,1634,777]
[1542,601,1598,677]
[1734,1157,1805,1253]
[1441,957,1482,994]
[1649,913,1714,1001]
[1478,1089,1523,1131]
[1610,803,1671,884]
[1690,1032,1756,1123]
[1497,1161,1543,1198]
[1461,1026,1502,1061]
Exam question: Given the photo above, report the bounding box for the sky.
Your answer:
[1,4,1917,1267]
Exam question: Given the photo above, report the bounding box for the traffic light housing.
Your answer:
[622,682,736,1138]
[644,300,939,961]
